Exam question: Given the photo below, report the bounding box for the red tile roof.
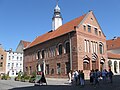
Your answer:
[21,40,31,48]
[27,14,86,48]
[107,37,120,50]
[107,52,120,59]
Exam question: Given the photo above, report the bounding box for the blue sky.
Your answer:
[0,0,120,51]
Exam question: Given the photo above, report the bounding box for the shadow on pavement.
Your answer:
[9,75,120,90]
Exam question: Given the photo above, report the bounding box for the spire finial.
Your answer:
[56,0,59,6]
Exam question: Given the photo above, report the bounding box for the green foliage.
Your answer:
[1,74,11,80]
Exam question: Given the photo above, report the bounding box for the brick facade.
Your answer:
[24,11,108,79]
[0,47,7,74]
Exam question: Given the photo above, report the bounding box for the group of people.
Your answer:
[68,70,85,86]
[68,69,113,86]
[90,69,113,85]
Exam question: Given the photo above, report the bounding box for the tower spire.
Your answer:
[52,0,63,30]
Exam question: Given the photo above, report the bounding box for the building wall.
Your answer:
[0,48,7,74]
[108,59,120,75]
[6,51,23,77]
[24,12,108,79]
[24,32,77,78]
[76,12,107,78]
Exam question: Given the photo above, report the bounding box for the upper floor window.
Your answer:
[12,56,14,59]
[99,42,104,54]
[65,42,70,53]
[0,62,3,67]
[36,50,40,59]
[88,25,91,33]
[41,50,45,59]
[16,63,18,67]
[9,56,11,60]
[8,63,10,67]
[17,57,19,60]
[83,25,86,31]
[94,28,98,35]
[20,57,22,61]
[58,44,62,55]
[84,40,90,53]
[99,31,101,36]
[1,55,3,60]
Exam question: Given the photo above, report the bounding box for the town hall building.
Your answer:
[24,3,108,78]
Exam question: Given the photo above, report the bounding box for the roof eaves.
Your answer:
[25,30,75,50]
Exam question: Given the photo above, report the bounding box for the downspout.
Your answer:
[69,33,72,70]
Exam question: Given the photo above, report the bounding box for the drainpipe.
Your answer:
[69,33,72,70]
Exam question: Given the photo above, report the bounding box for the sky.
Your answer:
[0,0,120,51]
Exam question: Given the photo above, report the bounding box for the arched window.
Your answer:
[65,42,70,53]
[108,60,112,68]
[58,44,62,55]
[114,61,117,73]
[83,55,90,70]
[41,50,45,59]
[99,42,104,54]
[36,50,40,59]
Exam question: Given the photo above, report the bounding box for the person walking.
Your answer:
[39,72,47,85]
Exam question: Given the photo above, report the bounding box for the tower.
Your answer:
[52,0,63,30]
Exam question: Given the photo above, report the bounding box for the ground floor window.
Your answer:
[46,64,49,75]
[57,63,61,75]
[114,61,117,73]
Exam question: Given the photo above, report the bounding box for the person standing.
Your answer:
[80,70,85,86]
[68,70,72,83]
[108,69,113,83]
[90,69,94,85]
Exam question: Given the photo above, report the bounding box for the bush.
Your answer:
[15,71,22,81]
[1,74,10,80]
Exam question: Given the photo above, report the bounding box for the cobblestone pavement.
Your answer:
[0,75,120,90]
